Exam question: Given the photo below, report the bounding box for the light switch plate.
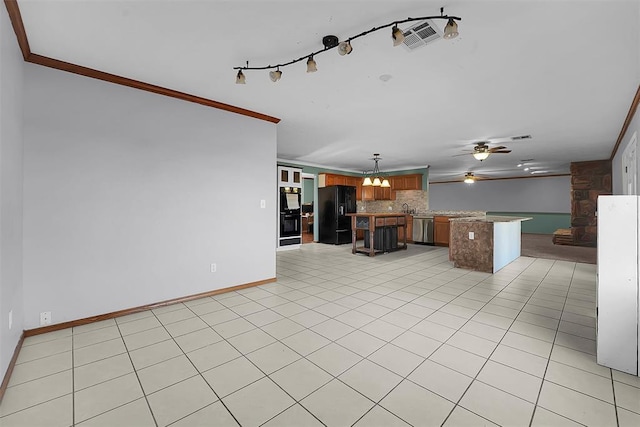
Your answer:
[260,200,266,208]
[469,232,475,240]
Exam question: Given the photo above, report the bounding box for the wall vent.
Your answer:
[401,19,443,51]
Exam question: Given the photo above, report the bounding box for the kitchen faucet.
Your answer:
[402,203,409,213]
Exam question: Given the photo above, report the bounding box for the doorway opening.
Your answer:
[301,173,316,244]
[622,131,637,195]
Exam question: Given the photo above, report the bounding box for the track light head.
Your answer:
[306,56,317,73]
[269,68,282,82]
[235,70,246,84]
[392,25,405,46]
[443,18,459,39]
[338,41,353,56]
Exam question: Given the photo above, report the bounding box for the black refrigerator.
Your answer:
[318,185,357,245]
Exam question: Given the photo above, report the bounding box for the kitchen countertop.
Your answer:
[347,213,410,217]
[412,211,486,219]
[449,215,531,223]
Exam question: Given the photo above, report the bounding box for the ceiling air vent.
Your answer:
[401,19,443,51]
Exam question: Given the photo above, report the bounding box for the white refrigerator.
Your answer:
[597,195,640,376]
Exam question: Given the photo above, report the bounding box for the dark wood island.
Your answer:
[347,213,410,257]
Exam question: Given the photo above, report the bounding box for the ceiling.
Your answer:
[15,1,640,181]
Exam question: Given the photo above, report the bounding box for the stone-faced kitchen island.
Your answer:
[449,216,531,273]
[347,213,410,256]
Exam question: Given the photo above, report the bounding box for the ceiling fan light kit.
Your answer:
[472,151,490,161]
[464,172,475,184]
[234,7,461,83]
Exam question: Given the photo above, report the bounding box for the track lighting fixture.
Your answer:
[338,40,353,56]
[306,56,317,73]
[392,25,405,46]
[233,7,461,83]
[443,19,459,39]
[269,68,282,82]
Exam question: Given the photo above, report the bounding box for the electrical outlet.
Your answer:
[9,310,12,330]
[210,263,217,273]
[260,200,266,209]
[40,311,51,326]
[469,232,475,240]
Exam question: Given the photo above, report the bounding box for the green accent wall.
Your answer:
[488,212,571,234]
[302,178,314,204]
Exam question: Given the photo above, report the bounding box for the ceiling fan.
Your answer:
[455,141,512,161]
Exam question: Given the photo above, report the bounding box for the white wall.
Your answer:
[0,6,25,379]
[429,176,570,213]
[22,64,277,329]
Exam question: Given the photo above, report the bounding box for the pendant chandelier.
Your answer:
[363,154,391,188]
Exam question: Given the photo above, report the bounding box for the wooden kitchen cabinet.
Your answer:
[390,174,423,191]
[319,173,359,187]
[373,186,392,200]
[362,185,374,201]
[434,216,450,246]
[398,215,414,243]
[320,172,422,201]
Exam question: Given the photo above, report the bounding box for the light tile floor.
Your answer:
[2,244,640,426]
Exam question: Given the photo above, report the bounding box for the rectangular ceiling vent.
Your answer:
[401,19,443,51]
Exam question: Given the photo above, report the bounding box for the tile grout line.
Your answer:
[611,374,621,427]
[71,330,75,427]
[113,317,160,427]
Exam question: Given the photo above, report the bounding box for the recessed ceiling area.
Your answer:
[15,1,640,181]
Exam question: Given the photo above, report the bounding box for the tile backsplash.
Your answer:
[357,190,428,213]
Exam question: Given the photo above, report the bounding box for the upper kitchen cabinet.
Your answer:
[320,172,422,201]
[319,173,363,200]
[279,166,302,187]
[319,173,359,188]
[390,174,423,191]
[373,186,392,200]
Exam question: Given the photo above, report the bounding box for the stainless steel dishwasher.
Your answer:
[412,217,434,244]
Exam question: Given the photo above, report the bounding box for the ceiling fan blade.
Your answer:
[491,150,512,154]
[488,146,507,152]
[452,153,472,157]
